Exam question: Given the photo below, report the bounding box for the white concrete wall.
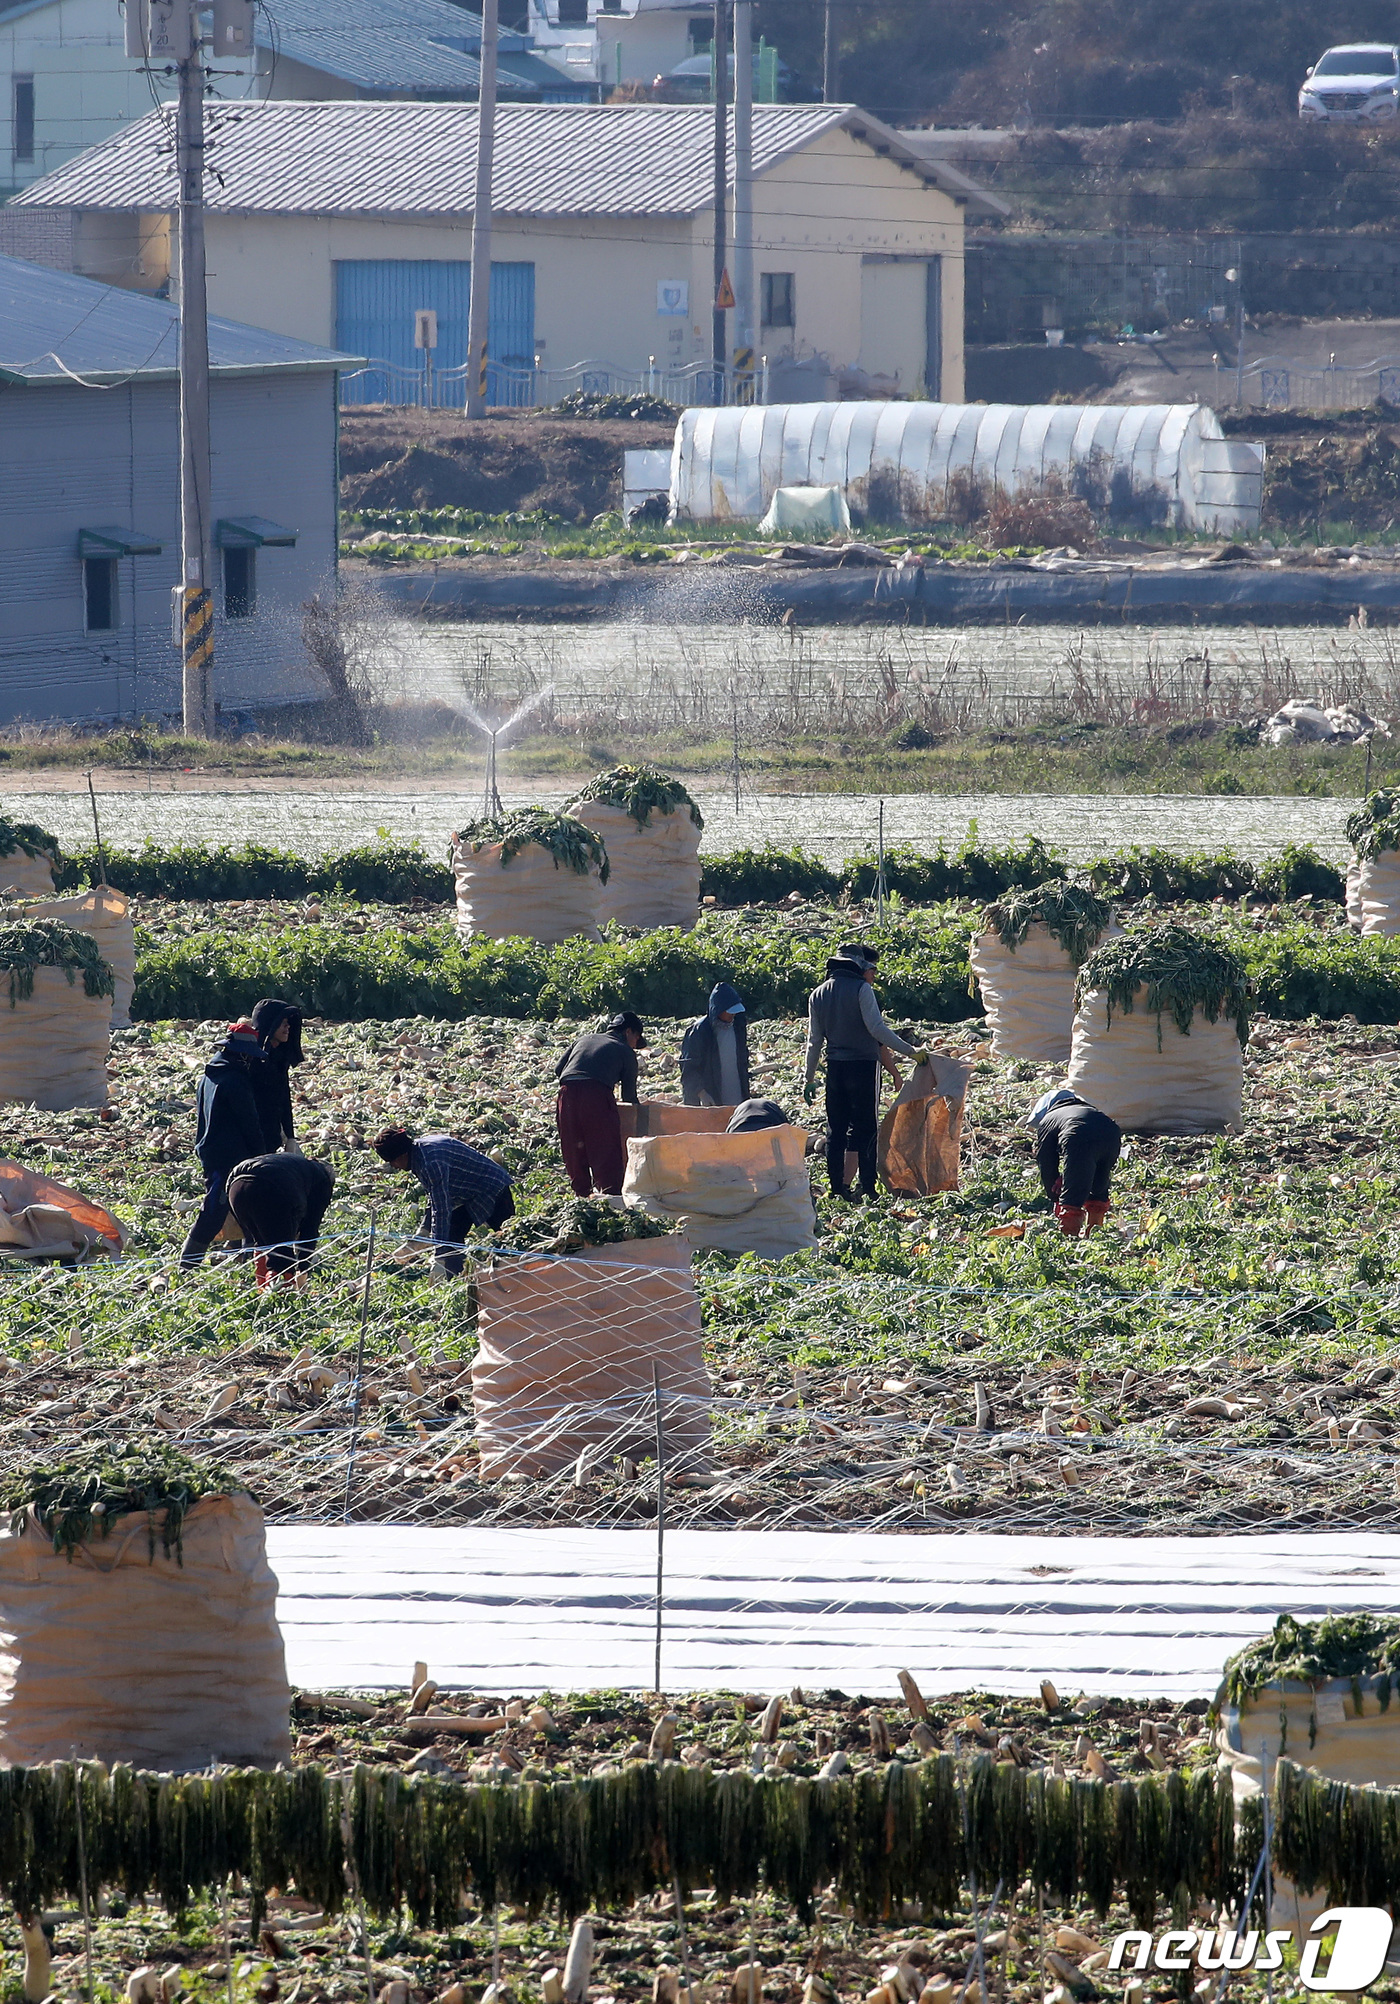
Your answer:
[711,126,966,398]
[0,0,254,193]
[0,371,337,723]
[527,0,691,88]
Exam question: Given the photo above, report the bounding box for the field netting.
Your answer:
[3,1227,1396,1539]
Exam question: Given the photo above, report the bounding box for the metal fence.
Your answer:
[1220,354,1400,411]
[339,355,773,411]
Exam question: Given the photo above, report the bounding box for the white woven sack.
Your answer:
[1215,1676,1400,1934]
[14,888,136,1027]
[452,836,601,944]
[1358,849,1400,936]
[0,849,56,897]
[1068,984,1242,1133]
[970,921,1080,1063]
[472,1237,710,1478]
[569,801,701,930]
[0,1491,292,1769]
[1346,860,1363,931]
[623,1124,816,1256]
[0,965,109,1111]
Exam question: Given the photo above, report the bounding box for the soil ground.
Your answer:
[339,412,675,522]
[7,1684,1394,2004]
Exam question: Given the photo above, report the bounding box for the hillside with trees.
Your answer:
[757,0,1400,125]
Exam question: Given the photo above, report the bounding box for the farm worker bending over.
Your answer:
[554,1010,646,1196]
[726,1097,789,1132]
[179,1021,268,1268]
[225,1151,336,1288]
[803,947,924,1201]
[1027,1086,1121,1237]
[251,997,306,1152]
[680,981,750,1107]
[373,1127,516,1277]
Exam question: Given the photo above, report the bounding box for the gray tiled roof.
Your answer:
[14,99,994,219]
[256,0,566,97]
[0,254,358,383]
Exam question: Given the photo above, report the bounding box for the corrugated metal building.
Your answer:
[0,0,583,206]
[13,101,1003,401]
[0,254,352,724]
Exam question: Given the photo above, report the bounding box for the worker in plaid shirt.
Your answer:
[373,1127,515,1276]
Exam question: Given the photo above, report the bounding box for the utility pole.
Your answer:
[711,0,728,406]
[822,0,835,101]
[126,0,251,738]
[731,0,753,399]
[465,0,499,419]
[176,15,213,738]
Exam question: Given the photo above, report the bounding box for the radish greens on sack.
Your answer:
[2,1448,243,1561]
[568,764,704,831]
[0,917,115,1006]
[1347,788,1400,861]
[1076,923,1250,1045]
[982,880,1112,965]
[453,808,609,881]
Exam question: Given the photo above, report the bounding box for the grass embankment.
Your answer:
[128,900,1400,1027]
[0,718,1396,797]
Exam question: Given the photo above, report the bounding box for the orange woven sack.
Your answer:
[877,1053,971,1196]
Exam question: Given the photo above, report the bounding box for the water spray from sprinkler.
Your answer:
[449,681,555,818]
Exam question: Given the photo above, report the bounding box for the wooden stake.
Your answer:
[653,1360,666,1694]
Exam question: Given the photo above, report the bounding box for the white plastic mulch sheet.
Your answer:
[266,1527,1400,1698]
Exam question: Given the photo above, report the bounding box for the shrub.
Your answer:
[130,909,1400,1027]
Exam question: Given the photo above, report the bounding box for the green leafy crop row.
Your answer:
[131,906,1400,1026]
[59,834,1348,910]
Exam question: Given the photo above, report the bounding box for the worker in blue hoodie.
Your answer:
[679,981,751,1108]
[179,1021,269,1268]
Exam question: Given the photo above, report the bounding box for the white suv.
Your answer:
[1299,43,1400,119]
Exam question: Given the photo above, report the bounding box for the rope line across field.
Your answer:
[2,1231,1396,1538]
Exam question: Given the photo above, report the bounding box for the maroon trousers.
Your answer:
[556,1080,626,1196]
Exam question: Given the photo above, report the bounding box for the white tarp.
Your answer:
[756,484,852,536]
[265,1527,1400,1697]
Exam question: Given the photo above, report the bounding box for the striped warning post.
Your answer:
[182,585,213,701]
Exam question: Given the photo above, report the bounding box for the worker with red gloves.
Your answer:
[1027,1086,1121,1236]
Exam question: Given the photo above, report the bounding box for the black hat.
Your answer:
[840,940,878,966]
[609,1010,648,1047]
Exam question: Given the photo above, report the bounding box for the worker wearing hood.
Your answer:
[680,981,750,1107]
[179,1021,268,1268]
[251,996,305,1152]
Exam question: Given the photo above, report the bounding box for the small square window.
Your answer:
[83,556,117,632]
[224,544,256,618]
[761,272,794,328]
[556,0,588,22]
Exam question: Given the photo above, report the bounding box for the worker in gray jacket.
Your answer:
[803,946,923,1200]
[680,981,750,1107]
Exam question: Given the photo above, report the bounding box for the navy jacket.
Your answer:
[251,997,304,1149]
[193,1050,268,1177]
